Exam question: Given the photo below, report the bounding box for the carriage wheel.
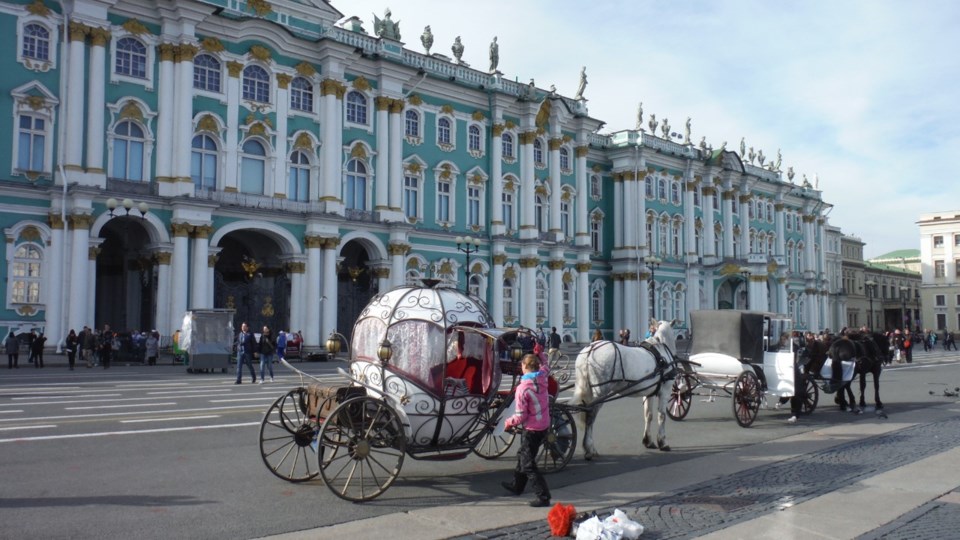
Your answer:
[471,405,516,459]
[667,373,694,421]
[732,371,762,427]
[318,396,406,502]
[259,388,320,482]
[537,405,577,473]
[800,376,819,415]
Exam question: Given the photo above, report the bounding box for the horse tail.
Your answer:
[571,345,595,425]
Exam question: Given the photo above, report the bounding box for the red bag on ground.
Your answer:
[547,502,577,537]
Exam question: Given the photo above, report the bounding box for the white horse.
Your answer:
[571,320,678,460]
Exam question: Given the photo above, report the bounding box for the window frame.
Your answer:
[239,138,268,195]
[436,116,454,149]
[344,158,369,211]
[501,132,515,161]
[191,133,219,190]
[193,53,222,94]
[242,64,271,104]
[345,90,369,127]
[288,150,311,202]
[9,242,43,307]
[289,76,314,114]
[110,32,156,89]
[17,18,57,71]
[110,120,147,182]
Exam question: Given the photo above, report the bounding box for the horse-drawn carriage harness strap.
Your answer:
[639,341,677,381]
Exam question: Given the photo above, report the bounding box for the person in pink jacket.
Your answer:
[501,352,552,507]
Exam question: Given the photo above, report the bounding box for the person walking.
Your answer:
[903,328,914,364]
[235,322,257,385]
[99,324,114,369]
[276,330,287,363]
[82,327,96,368]
[4,331,18,369]
[65,329,78,370]
[258,326,276,383]
[947,331,957,351]
[501,352,552,508]
[145,331,159,366]
[30,332,46,368]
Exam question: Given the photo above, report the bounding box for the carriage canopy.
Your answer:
[690,310,770,363]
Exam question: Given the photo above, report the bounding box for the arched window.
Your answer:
[658,219,669,255]
[591,286,603,324]
[533,139,544,166]
[657,178,667,200]
[468,125,481,152]
[467,185,481,227]
[670,182,680,204]
[193,54,221,92]
[504,278,516,319]
[560,147,570,170]
[345,158,367,210]
[404,110,420,138]
[403,173,420,220]
[11,244,42,304]
[673,290,684,324]
[437,117,452,145]
[346,91,367,124]
[115,37,147,78]
[671,219,682,257]
[112,121,145,181]
[288,150,310,201]
[590,212,603,252]
[191,134,218,189]
[536,278,547,319]
[767,203,775,223]
[239,139,266,194]
[22,23,50,61]
[501,132,514,159]
[242,65,270,102]
[290,77,313,112]
[645,176,654,199]
[502,179,515,231]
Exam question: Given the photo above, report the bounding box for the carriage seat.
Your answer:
[445,356,484,395]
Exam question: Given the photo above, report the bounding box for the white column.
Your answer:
[64,24,87,170]
[775,203,786,257]
[388,100,404,212]
[304,235,322,347]
[374,97,389,214]
[207,247,220,308]
[548,138,562,238]
[613,277,623,338]
[623,277,638,340]
[224,62,241,191]
[273,75,290,197]
[685,266,700,315]
[174,45,197,193]
[155,44,176,184]
[490,125,504,235]
[85,29,108,173]
[320,81,344,210]
[190,226,211,308]
[46,217,65,343]
[576,260,590,343]
[389,243,406,290]
[639,271,651,340]
[491,254,505,326]
[321,239,340,343]
[519,131,536,240]
[684,183,696,261]
[169,224,191,332]
[87,243,101,327]
[154,252,172,336]
[520,255,537,328]
[548,254,563,333]
[739,194,751,258]
[287,262,304,338]
[67,215,91,333]
[622,175,635,248]
[703,187,717,260]
[575,145,589,248]
[613,178,624,247]
[722,191,735,257]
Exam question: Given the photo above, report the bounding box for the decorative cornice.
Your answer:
[121,19,150,36]
[519,256,539,268]
[492,254,508,266]
[248,45,272,63]
[303,234,324,249]
[170,222,193,237]
[200,37,225,53]
[276,73,292,89]
[575,262,592,272]
[26,0,51,17]
[226,61,243,78]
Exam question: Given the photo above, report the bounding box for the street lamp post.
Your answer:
[455,235,481,294]
[646,256,661,320]
[915,289,921,332]
[865,279,876,330]
[900,285,909,330]
[740,266,752,310]
[106,197,150,219]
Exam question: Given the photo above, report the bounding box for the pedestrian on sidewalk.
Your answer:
[4,331,18,369]
[145,331,159,366]
[276,330,287,363]
[258,326,276,383]
[947,332,957,351]
[99,324,114,369]
[81,326,96,368]
[30,332,46,368]
[65,329,78,370]
[235,322,257,384]
[501,352,552,508]
[903,329,914,364]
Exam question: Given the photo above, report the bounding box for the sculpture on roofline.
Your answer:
[373,9,401,41]
[451,36,465,63]
[684,117,692,144]
[787,166,795,182]
[661,118,670,139]
[635,102,643,131]
[648,113,657,134]
[421,25,433,54]
[775,149,782,171]
[699,136,708,154]
[574,66,587,100]
[739,137,746,157]
[489,36,499,72]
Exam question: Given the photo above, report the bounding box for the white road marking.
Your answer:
[0,422,261,443]
[121,415,221,423]
[11,393,124,400]
[0,404,264,423]
[0,424,57,432]
[147,389,233,395]
[65,402,177,410]
[0,410,24,414]
[209,397,279,403]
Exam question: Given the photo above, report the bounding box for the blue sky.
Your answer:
[336,1,960,259]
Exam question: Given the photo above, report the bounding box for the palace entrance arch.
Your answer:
[214,230,289,333]
[95,218,157,332]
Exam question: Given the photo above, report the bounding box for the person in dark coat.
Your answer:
[258,326,276,383]
[65,330,78,370]
[99,325,114,369]
[235,322,257,384]
[31,332,47,368]
[4,331,19,369]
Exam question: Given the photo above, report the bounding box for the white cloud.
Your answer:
[335,0,960,258]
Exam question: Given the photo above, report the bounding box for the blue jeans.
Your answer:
[236,351,256,383]
[259,353,275,380]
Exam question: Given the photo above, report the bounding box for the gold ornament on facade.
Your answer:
[535,99,551,129]
[26,0,51,17]
[249,45,271,63]
[225,295,236,309]
[119,102,143,121]
[738,194,752,203]
[519,256,539,268]
[323,237,341,249]
[16,305,36,316]
[67,214,93,230]
[207,254,219,267]
[261,296,275,317]
[440,104,454,114]
[389,99,405,114]
[87,246,103,260]
[470,173,484,185]
[375,96,391,111]
[575,262,591,272]
[548,138,562,151]
[170,222,193,237]
[405,258,422,270]
[352,76,370,91]
[176,43,198,62]
[491,124,504,137]
[248,122,266,137]
[226,61,243,78]
[197,114,218,133]
[193,224,214,239]
[492,254,508,265]
[404,162,421,174]
[19,226,41,241]
[575,145,589,158]
[350,145,367,159]
[802,215,815,223]
[373,267,391,279]
[25,96,46,111]
[303,235,323,249]
[200,37,225,53]
[247,0,273,17]
[438,261,453,276]
[294,61,316,78]
[387,243,411,256]
[68,21,89,41]
[548,260,564,271]
[89,27,111,47]
[562,272,574,284]
[439,163,452,179]
[293,132,312,150]
[503,179,514,191]
[121,19,150,35]
[592,164,603,173]
[276,73,292,89]
[47,214,64,230]
[561,190,571,202]
[504,267,517,279]
[534,185,547,196]
[592,212,603,223]
[471,110,485,121]
[407,94,423,106]
[504,120,516,130]
[516,131,535,145]
[159,43,177,62]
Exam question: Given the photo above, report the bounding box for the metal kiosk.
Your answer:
[179,309,235,373]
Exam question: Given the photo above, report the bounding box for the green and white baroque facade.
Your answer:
[0,0,836,350]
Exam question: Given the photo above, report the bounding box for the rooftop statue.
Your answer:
[635,102,643,131]
[421,25,433,54]
[489,36,499,72]
[452,36,464,63]
[574,66,587,100]
[684,117,692,144]
[739,137,746,157]
[648,113,657,134]
[373,8,401,40]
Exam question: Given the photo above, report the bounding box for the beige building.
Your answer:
[841,235,921,332]
[918,212,960,333]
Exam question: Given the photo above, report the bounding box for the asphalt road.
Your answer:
[0,351,958,540]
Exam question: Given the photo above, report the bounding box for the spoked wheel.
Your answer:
[318,396,406,502]
[471,401,516,459]
[799,376,819,415]
[732,371,762,427]
[259,388,320,482]
[667,373,694,421]
[537,405,577,473]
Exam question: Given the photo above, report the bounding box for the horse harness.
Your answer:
[583,340,677,404]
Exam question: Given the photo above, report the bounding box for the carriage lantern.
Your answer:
[325,333,341,356]
[377,338,393,364]
[510,340,524,362]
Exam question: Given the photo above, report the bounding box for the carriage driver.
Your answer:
[501,353,552,507]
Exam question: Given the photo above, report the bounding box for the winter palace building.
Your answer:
[1,0,840,351]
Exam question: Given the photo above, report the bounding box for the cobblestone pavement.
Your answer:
[459,416,960,539]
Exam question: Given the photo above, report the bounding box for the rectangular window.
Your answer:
[956,260,960,277]
[467,186,480,227]
[937,313,946,331]
[403,175,419,220]
[17,115,45,171]
[437,181,450,222]
[955,294,960,306]
[934,235,944,248]
[590,220,601,252]
[955,234,960,247]
[935,260,945,278]
[502,191,514,231]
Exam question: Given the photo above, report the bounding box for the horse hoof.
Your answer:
[643,440,657,449]
[659,444,671,452]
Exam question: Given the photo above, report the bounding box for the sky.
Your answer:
[333,0,960,259]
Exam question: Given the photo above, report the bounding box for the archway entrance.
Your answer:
[95,218,157,332]
[214,231,289,333]
[717,278,748,310]
[337,240,377,339]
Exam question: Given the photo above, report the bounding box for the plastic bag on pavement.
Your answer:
[604,509,643,539]
[574,509,644,540]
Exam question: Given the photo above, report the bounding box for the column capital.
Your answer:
[802,215,816,223]
[89,246,102,260]
[276,73,292,89]
[48,213,64,230]
[492,124,505,137]
[193,224,214,239]
[154,251,172,265]
[158,43,177,62]
[492,254,508,266]
[68,214,94,230]
[575,145,589,158]
[547,259,565,271]
[519,256,539,268]
[575,262,592,272]
[207,254,219,267]
[548,138,563,151]
[287,261,306,274]
[89,27,111,47]
[321,79,346,98]
[170,222,194,237]
[68,21,89,42]
[387,242,411,256]
[518,131,538,145]
[375,96,392,111]
[226,61,244,78]
[175,43,198,63]
[304,234,324,249]
[373,267,391,279]
[323,237,341,250]
[389,98,405,114]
